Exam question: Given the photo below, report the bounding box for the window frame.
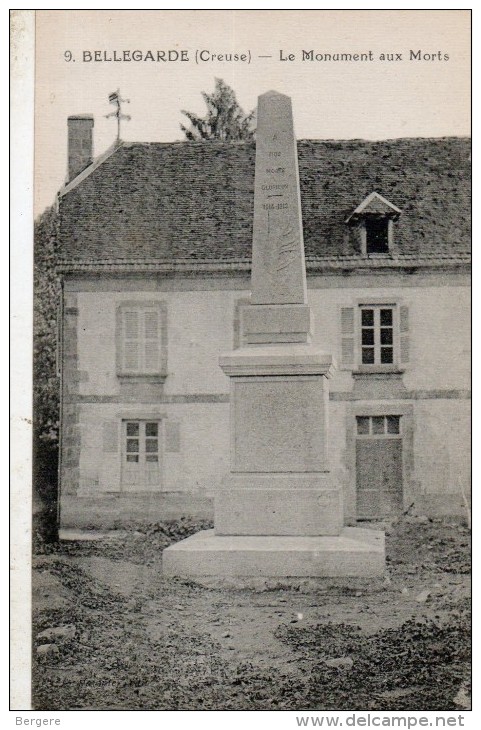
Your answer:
[121,418,163,492]
[357,302,401,373]
[360,305,396,367]
[116,300,168,381]
[365,216,391,255]
[356,415,402,439]
[359,217,395,257]
[339,299,407,374]
[124,419,160,464]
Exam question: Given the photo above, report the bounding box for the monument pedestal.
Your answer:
[214,345,342,536]
[162,528,385,579]
[163,346,385,579]
[162,90,385,581]
[215,476,342,536]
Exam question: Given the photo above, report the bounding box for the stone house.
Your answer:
[57,115,471,528]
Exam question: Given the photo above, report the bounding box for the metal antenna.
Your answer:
[105,89,131,141]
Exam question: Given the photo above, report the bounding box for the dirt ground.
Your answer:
[32,516,471,711]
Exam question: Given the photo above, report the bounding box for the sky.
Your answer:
[34,9,470,216]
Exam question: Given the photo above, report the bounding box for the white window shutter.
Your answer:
[399,305,409,363]
[122,310,140,371]
[165,421,181,452]
[340,307,355,365]
[144,309,160,372]
[102,421,119,453]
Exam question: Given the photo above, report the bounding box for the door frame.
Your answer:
[115,409,167,493]
[121,418,163,492]
[345,402,414,524]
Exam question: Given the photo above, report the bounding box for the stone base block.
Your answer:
[215,487,342,536]
[219,344,335,377]
[162,528,385,578]
[242,304,312,344]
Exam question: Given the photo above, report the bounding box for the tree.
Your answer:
[33,204,61,543]
[180,78,255,142]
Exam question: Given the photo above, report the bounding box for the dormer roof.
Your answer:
[345,192,402,224]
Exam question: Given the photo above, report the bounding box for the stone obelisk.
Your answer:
[163,92,385,579]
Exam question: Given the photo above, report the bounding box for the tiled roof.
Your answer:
[58,137,470,263]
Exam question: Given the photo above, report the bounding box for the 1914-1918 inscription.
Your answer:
[251,91,308,305]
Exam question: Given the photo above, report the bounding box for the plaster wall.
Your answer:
[61,274,470,526]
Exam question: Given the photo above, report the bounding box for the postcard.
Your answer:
[12,8,471,720]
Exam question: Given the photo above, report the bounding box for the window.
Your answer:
[125,420,159,463]
[365,217,389,254]
[339,303,409,370]
[356,415,401,437]
[126,421,140,462]
[122,420,162,490]
[345,192,401,257]
[117,302,167,378]
[360,306,394,365]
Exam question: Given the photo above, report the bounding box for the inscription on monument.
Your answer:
[251,91,308,305]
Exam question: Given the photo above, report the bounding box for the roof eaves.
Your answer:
[56,253,471,275]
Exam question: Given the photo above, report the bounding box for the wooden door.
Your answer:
[355,415,403,519]
[122,420,161,491]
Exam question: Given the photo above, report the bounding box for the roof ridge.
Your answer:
[115,135,471,147]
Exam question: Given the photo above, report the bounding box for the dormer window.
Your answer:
[346,192,401,257]
[366,217,389,254]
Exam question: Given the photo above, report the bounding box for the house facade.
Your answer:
[57,116,471,528]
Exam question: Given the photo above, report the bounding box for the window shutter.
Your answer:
[122,310,140,371]
[165,422,181,453]
[399,305,409,363]
[340,307,355,365]
[144,309,160,372]
[102,421,119,453]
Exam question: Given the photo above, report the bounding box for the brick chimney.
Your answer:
[67,115,94,181]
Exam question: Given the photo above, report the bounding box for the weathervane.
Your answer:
[105,89,131,141]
